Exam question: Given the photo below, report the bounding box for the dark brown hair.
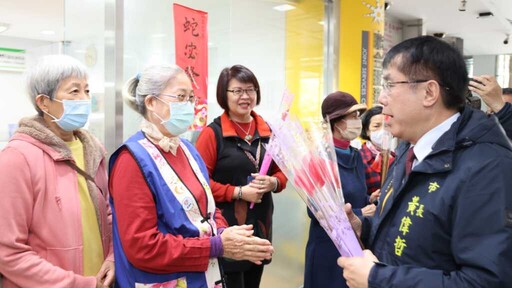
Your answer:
[216,65,261,111]
[360,106,383,140]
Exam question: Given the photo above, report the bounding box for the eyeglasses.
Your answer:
[159,93,196,104]
[226,88,258,97]
[381,79,429,92]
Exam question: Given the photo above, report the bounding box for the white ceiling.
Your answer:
[386,0,512,55]
[0,0,64,44]
[0,0,511,55]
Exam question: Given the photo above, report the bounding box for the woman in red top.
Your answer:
[195,65,287,288]
[109,64,273,287]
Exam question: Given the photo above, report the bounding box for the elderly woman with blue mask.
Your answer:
[0,55,114,288]
[109,64,274,287]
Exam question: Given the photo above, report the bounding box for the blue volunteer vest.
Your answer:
[109,131,223,288]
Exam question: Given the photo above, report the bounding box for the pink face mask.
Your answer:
[336,119,362,140]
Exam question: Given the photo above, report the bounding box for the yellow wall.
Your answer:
[339,0,384,106]
[285,0,324,119]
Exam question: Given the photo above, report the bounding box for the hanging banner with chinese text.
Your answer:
[173,3,208,130]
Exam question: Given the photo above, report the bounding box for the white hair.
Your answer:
[123,64,185,116]
[26,54,88,115]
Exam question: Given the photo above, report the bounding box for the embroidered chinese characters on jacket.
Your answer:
[393,180,442,257]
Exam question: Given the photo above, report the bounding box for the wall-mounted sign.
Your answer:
[0,47,25,72]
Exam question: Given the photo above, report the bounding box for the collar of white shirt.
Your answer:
[412,112,461,168]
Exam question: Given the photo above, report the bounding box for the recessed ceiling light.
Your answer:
[40,30,55,35]
[0,23,9,33]
[273,4,296,12]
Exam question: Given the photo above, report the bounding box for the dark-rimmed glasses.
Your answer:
[226,88,258,97]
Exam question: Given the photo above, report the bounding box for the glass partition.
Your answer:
[0,0,107,147]
[0,1,65,148]
[63,0,106,143]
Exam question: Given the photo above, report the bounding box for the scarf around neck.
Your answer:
[140,119,180,155]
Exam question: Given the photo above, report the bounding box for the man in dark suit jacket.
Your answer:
[338,36,512,288]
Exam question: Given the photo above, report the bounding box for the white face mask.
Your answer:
[336,119,362,140]
[370,129,386,149]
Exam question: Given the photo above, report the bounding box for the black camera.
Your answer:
[467,78,482,110]
[466,93,482,110]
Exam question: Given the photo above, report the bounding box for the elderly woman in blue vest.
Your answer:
[304,91,378,288]
[109,65,274,288]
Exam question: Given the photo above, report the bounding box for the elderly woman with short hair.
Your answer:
[0,55,114,288]
[109,64,273,287]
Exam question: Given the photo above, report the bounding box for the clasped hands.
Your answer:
[237,174,278,203]
[221,224,273,265]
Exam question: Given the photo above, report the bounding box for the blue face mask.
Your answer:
[43,97,91,131]
[153,99,195,136]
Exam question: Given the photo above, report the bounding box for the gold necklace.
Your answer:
[232,119,253,141]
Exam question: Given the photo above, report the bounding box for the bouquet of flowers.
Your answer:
[250,90,294,209]
[265,116,363,257]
